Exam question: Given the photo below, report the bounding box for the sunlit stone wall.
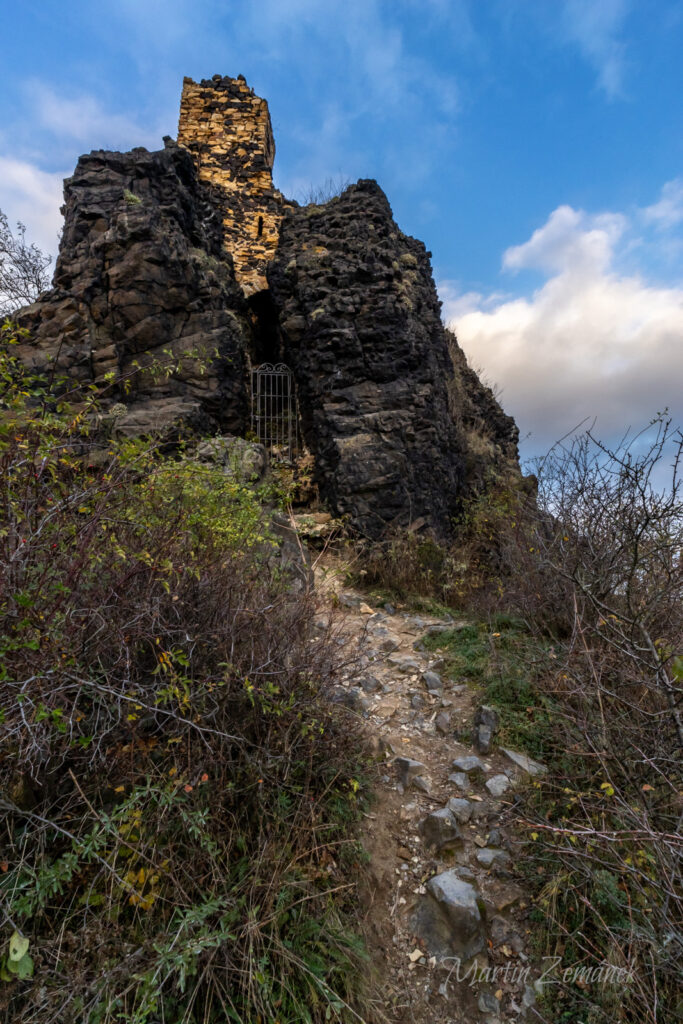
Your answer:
[178,74,291,296]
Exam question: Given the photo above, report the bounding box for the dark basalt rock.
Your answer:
[268,180,468,538]
[16,141,252,437]
[14,108,523,538]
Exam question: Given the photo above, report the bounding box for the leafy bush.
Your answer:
[0,322,370,1023]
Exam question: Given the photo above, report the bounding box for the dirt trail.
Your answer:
[316,561,541,1024]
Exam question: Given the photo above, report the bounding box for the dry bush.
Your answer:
[0,212,52,317]
[298,176,351,206]
[0,325,370,1024]
[501,418,682,1024]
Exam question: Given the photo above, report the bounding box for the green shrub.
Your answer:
[0,323,370,1023]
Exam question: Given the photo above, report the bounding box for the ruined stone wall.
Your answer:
[177,75,292,296]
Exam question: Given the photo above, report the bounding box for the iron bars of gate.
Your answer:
[250,362,300,462]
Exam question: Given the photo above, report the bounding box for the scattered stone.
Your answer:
[476,848,511,869]
[196,436,268,482]
[339,593,361,609]
[489,915,516,946]
[412,775,431,795]
[423,624,454,639]
[435,712,451,735]
[410,693,425,710]
[448,772,469,789]
[412,870,486,960]
[501,747,547,776]
[446,797,473,824]
[378,634,401,653]
[419,808,461,850]
[422,670,443,694]
[359,674,382,693]
[478,990,501,1015]
[452,755,485,774]
[523,985,536,1008]
[387,654,422,673]
[359,602,374,614]
[485,774,511,798]
[473,705,500,754]
[394,757,426,788]
[495,888,525,911]
[329,686,366,712]
[384,603,396,615]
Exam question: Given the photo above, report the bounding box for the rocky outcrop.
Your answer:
[14,74,524,539]
[16,140,252,437]
[268,180,470,538]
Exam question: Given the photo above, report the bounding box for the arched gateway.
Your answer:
[250,362,300,462]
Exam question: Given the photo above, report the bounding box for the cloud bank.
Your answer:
[0,158,66,258]
[560,0,630,99]
[442,180,683,460]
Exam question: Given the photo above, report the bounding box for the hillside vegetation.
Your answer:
[0,322,370,1024]
[1,311,681,1024]
[362,418,683,1024]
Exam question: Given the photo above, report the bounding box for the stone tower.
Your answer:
[177,74,291,296]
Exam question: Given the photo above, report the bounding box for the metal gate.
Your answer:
[250,362,299,461]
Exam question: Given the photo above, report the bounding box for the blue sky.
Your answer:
[1,0,681,462]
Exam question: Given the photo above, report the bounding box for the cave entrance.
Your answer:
[250,362,300,462]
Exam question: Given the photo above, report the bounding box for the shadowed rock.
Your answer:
[413,870,486,960]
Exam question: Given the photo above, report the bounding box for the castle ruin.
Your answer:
[177,74,292,296]
[15,74,521,538]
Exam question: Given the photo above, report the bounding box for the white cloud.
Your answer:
[560,0,630,98]
[503,205,627,275]
[24,81,164,151]
[441,194,683,459]
[642,178,683,229]
[0,81,176,260]
[0,157,66,259]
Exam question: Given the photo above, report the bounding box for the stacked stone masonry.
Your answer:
[178,75,293,296]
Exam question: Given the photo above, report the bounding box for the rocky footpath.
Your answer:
[316,568,543,1023]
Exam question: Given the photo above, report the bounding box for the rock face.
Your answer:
[16,140,251,437]
[268,181,477,538]
[15,74,523,538]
